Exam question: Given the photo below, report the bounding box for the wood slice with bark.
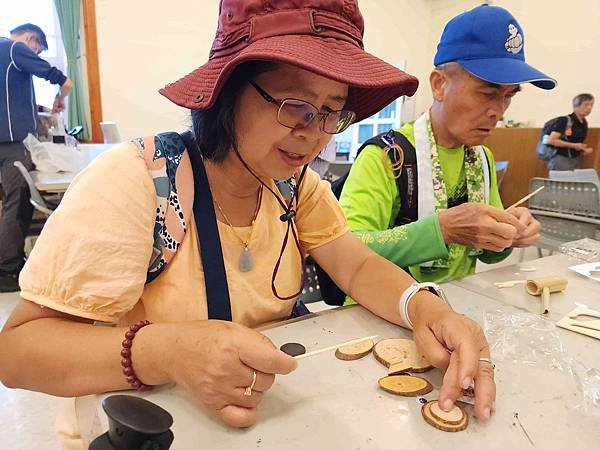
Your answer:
[421,400,468,432]
[378,375,433,396]
[335,338,374,361]
[373,338,433,374]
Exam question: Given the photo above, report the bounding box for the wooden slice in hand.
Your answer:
[378,375,433,396]
[335,338,374,361]
[373,338,433,373]
[421,400,468,432]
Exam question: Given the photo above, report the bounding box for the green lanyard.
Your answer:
[423,115,485,269]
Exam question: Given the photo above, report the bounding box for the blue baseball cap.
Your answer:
[434,4,556,90]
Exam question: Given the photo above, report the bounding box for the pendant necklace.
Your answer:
[213,185,263,272]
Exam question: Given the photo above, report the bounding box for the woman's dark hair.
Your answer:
[191,60,278,162]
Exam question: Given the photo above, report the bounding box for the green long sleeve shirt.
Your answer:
[339,121,512,284]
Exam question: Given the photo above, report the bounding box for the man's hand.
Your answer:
[438,203,526,252]
[507,207,540,247]
[52,78,72,113]
[52,95,66,113]
[573,143,593,154]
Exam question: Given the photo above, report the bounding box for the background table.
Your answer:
[31,143,114,193]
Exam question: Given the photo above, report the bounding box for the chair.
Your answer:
[494,160,509,189]
[527,177,600,254]
[327,160,353,179]
[549,168,600,187]
[13,161,57,217]
[99,121,122,144]
[297,258,323,304]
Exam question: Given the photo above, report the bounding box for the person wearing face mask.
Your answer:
[1,2,496,447]
[545,93,595,171]
[340,4,554,284]
[0,23,72,292]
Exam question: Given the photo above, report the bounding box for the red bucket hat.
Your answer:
[159,0,418,122]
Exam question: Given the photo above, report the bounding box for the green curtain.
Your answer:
[53,0,91,140]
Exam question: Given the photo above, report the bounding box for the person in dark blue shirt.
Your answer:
[0,23,72,291]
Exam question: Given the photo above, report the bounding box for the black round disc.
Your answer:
[280,342,306,357]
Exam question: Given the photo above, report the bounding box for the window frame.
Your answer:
[334,62,406,161]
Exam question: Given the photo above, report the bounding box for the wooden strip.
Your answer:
[82,0,103,142]
[505,185,545,211]
[556,317,600,340]
[294,335,378,360]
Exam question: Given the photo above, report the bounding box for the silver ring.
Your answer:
[479,357,495,370]
[243,370,257,396]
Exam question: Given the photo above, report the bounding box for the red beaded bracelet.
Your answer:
[120,320,153,391]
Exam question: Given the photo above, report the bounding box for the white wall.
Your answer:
[94,0,600,140]
[94,0,434,140]
[95,0,220,140]
[360,0,433,122]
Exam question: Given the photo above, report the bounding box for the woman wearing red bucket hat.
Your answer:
[1,0,495,438]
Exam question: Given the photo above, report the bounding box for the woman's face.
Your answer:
[233,63,349,181]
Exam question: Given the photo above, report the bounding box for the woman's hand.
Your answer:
[409,294,496,422]
[158,320,297,428]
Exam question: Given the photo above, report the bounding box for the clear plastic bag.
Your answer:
[23,133,83,173]
[558,238,600,262]
[485,310,600,416]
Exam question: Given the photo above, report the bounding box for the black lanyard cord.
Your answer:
[232,145,308,300]
[232,146,308,213]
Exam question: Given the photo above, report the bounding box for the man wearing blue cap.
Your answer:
[340,4,556,283]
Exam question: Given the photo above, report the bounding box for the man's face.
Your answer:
[433,66,520,147]
[574,99,594,118]
[20,32,43,55]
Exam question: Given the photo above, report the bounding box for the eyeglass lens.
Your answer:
[277,99,354,134]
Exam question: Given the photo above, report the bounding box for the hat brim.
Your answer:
[159,35,418,122]
[457,58,557,90]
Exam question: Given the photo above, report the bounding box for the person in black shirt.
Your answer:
[546,93,594,171]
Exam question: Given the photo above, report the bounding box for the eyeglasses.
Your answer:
[249,81,356,134]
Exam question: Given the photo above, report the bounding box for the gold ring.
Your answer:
[479,357,495,370]
[243,370,257,396]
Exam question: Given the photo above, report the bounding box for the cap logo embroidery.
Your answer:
[504,23,523,54]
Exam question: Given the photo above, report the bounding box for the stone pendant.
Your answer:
[239,247,253,272]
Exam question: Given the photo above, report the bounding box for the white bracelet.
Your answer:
[398,282,450,329]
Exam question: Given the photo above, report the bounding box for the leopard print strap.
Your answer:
[131,132,194,283]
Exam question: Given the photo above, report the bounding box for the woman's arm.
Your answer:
[0,299,296,428]
[0,299,167,395]
[310,231,439,326]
